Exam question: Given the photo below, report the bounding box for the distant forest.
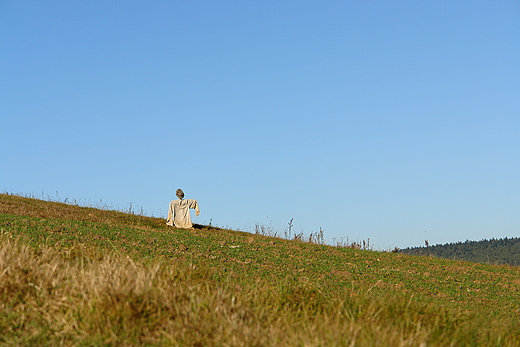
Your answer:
[399,237,520,266]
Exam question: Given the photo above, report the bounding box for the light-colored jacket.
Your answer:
[166,199,200,228]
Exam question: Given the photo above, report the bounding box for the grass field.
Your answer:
[1,193,519,346]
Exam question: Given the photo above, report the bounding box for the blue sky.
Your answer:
[2,1,519,249]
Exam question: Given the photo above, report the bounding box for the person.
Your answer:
[166,189,200,229]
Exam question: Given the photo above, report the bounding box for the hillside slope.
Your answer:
[1,193,520,346]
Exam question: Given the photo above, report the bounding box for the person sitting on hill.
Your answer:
[166,189,200,229]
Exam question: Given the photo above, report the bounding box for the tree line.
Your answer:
[399,237,520,266]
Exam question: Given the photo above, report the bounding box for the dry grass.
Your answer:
[3,234,518,346]
[2,193,520,346]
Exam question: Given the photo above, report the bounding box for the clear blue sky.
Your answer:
[2,1,519,249]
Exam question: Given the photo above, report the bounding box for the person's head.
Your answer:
[176,189,185,199]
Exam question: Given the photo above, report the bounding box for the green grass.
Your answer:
[1,193,520,346]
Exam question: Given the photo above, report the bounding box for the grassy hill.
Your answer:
[1,193,520,346]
